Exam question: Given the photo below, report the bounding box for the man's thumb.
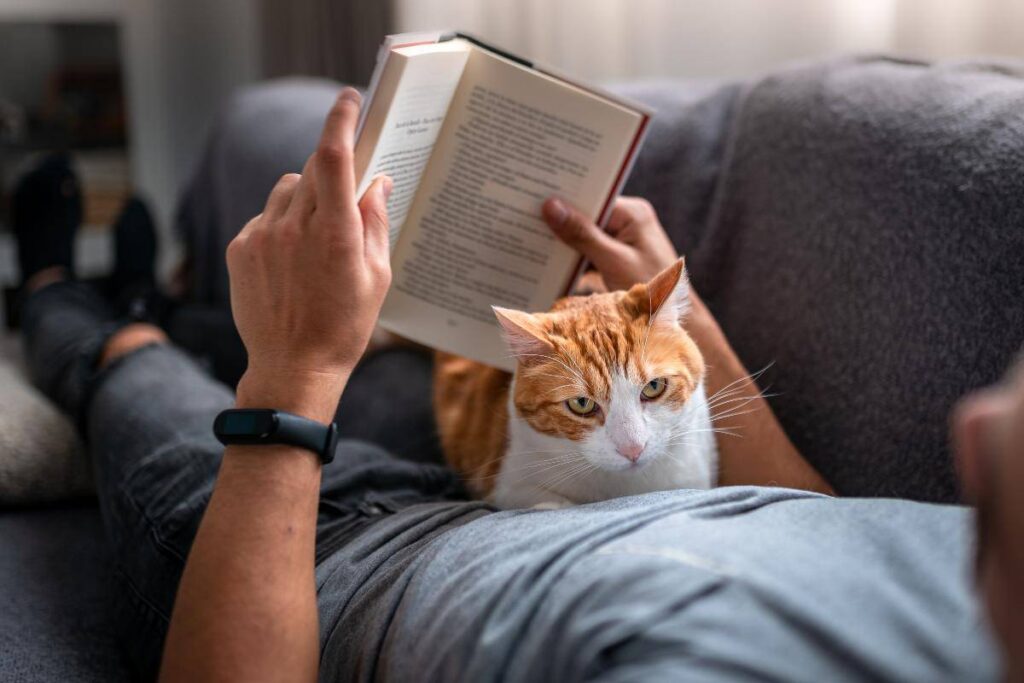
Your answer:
[542,198,624,268]
[360,175,392,245]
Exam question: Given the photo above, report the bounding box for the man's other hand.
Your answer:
[226,88,392,410]
[542,196,678,291]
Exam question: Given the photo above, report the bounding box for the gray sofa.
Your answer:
[2,57,1022,681]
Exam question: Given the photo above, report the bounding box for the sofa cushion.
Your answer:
[0,506,129,682]
[620,58,1024,502]
[0,335,92,505]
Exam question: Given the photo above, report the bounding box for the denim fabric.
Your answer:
[20,282,467,678]
[20,282,998,682]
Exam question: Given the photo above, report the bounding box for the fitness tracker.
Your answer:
[213,409,338,464]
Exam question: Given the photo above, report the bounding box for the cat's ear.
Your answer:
[643,258,691,328]
[493,307,552,360]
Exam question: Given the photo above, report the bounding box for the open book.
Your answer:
[356,31,651,372]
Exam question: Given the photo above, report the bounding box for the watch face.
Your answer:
[218,410,276,438]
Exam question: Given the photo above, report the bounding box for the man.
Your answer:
[956,361,1024,683]
[16,89,1004,681]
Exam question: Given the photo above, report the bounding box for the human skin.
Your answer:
[158,87,393,683]
[954,359,1024,683]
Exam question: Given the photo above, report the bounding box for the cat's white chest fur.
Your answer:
[491,379,719,509]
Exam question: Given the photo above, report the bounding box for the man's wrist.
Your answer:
[235,366,350,424]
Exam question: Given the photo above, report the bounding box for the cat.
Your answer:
[434,259,718,509]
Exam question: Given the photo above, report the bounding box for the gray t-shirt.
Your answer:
[314,486,998,682]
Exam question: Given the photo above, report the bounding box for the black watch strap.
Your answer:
[213,409,338,464]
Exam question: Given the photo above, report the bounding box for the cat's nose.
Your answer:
[617,442,645,463]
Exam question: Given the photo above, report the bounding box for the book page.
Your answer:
[379,46,645,371]
[355,41,471,247]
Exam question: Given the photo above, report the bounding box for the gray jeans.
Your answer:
[21,282,997,682]
[21,282,477,679]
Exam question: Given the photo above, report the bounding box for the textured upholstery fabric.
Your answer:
[0,336,92,505]
[618,58,1024,501]
[0,507,130,682]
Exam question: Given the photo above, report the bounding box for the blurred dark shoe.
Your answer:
[108,196,165,323]
[11,153,82,287]
[110,196,157,293]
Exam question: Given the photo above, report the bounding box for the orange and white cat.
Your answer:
[434,259,717,508]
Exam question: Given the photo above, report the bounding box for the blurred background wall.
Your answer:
[1,0,1023,283]
[395,0,1024,81]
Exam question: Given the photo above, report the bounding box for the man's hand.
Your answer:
[542,196,677,291]
[161,88,389,683]
[227,87,392,418]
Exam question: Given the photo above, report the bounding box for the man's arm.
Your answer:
[160,88,394,682]
[542,197,833,495]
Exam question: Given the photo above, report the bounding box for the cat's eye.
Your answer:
[641,378,668,400]
[566,396,598,416]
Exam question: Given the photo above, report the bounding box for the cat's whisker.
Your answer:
[509,447,591,457]
[466,447,580,473]
[706,401,762,419]
[512,459,590,484]
[710,406,762,424]
[667,421,741,435]
[664,435,740,448]
[538,455,593,484]
[704,427,744,437]
[539,459,597,493]
[469,452,587,484]
[501,461,584,486]
[706,386,779,411]
[705,386,760,408]
[663,433,741,448]
[708,394,758,409]
[556,463,598,492]
[666,422,744,436]
[705,362,775,404]
[510,455,585,473]
[668,426,743,439]
[458,441,581,479]
[706,391,768,410]
[704,390,753,409]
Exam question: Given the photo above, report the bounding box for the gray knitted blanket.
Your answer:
[620,56,1024,501]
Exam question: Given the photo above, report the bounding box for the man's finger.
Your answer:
[360,175,393,260]
[605,197,652,236]
[542,197,629,269]
[314,87,361,215]
[288,155,318,218]
[265,173,301,219]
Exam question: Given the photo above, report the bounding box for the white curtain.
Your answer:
[393,0,1024,81]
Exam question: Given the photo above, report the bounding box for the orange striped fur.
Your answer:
[434,260,716,506]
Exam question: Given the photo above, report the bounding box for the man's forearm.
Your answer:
[159,88,392,682]
[159,370,346,683]
[687,296,834,494]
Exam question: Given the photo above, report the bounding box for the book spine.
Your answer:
[443,31,533,69]
[357,31,444,139]
[597,114,651,227]
[558,114,652,298]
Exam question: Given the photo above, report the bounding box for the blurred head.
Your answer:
[953,356,1024,680]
